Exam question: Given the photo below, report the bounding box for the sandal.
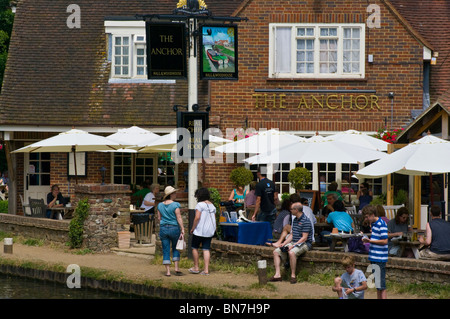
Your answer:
[189,268,200,274]
[269,276,282,282]
[290,277,297,284]
[200,271,209,276]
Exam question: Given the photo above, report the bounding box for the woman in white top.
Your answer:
[189,188,216,275]
[140,184,160,214]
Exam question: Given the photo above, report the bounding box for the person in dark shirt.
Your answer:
[251,167,279,228]
[419,205,450,260]
[46,184,65,219]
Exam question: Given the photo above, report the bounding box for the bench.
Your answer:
[382,204,405,220]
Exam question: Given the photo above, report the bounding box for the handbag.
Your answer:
[176,233,186,251]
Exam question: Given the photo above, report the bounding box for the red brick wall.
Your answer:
[205,0,425,199]
[51,152,112,199]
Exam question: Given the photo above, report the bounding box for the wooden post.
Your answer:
[257,260,267,285]
[414,176,421,228]
[386,144,394,205]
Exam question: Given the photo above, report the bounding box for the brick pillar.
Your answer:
[74,183,131,252]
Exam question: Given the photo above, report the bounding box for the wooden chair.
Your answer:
[382,204,405,220]
[28,198,47,218]
[345,205,358,215]
[131,212,153,244]
[346,205,361,233]
[20,194,31,216]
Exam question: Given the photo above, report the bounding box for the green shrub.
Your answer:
[394,189,408,206]
[208,187,223,240]
[0,200,8,213]
[288,167,312,191]
[371,193,386,206]
[68,198,90,249]
[229,166,254,187]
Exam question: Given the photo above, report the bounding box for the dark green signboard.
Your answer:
[176,112,209,160]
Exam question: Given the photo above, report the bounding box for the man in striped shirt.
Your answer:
[362,205,388,299]
[269,202,313,284]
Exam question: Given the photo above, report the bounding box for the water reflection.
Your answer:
[0,273,146,299]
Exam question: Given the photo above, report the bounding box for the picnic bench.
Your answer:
[383,204,405,220]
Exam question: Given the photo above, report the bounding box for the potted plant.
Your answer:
[288,167,312,192]
[229,166,254,187]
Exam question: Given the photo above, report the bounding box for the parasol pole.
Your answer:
[72,146,78,184]
[429,173,434,207]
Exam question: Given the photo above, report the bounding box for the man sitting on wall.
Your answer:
[419,205,450,261]
[269,202,313,284]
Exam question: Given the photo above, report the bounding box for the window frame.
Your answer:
[105,20,149,80]
[269,23,366,79]
[112,34,131,78]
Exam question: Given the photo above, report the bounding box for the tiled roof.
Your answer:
[0,0,243,128]
[389,0,450,109]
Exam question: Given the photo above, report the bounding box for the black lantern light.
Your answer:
[100,166,106,185]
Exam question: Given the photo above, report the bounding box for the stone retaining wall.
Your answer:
[209,240,450,285]
[74,184,131,252]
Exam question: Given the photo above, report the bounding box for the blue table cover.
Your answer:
[221,221,272,246]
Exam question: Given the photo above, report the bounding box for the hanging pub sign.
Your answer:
[200,24,238,80]
[146,22,187,79]
[176,111,210,161]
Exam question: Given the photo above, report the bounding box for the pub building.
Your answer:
[0,0,448,224]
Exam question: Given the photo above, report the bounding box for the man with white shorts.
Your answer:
[269,202,313,284]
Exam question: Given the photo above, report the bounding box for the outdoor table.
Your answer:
[220,221,272,246]
[327,233,362,252]
[130,208,146,213]
[49,206,75,220]
[394,239,422,259]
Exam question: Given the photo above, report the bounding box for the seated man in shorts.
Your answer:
[269,202,313,284]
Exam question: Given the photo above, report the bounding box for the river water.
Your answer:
[0,273,146,299]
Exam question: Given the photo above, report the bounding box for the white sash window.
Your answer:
[270,24,365,79]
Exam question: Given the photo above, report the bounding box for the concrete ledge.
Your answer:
[210,240,450,285]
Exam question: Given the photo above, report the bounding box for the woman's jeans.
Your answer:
[159,224,181,265]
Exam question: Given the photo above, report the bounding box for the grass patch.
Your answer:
[71,248,94,255]
[151,254,258,275]
[248,282,277,292]
[292,266,450,299]
[389,281,450,299]
[22,238,44,247]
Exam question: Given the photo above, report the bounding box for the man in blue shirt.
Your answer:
[326,200,354,233]
[269,202,312,284]
[362,205,388,299]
